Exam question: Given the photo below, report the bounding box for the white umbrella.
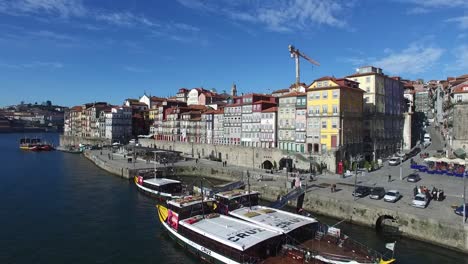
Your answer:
[451,158,465,165]
[439,157,451,163]
[424,157,438,162]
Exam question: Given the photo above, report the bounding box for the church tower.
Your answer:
[231,83,237,97]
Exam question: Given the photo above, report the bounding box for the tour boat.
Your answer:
[19,138,54,151]
[212,190,395,264]
[19,138,41,150]
[156,195,285,264]
[134,175,183,201]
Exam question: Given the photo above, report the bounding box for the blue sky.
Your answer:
[0,0,467,107]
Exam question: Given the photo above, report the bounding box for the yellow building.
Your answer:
[307,76,364,160]
[149,107,159,121]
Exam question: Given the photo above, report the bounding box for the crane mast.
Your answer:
[288,45,320,90]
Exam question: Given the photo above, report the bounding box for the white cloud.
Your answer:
[407,0,468,8]
[177,0,347,32]
[406,7,430,14]
[373,43,444,75]
[124,66,151,73]
[0,60,63,69]
[96,11,158,27]
[0,0,86,17]
[446,16,468,29]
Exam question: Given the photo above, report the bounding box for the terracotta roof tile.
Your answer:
[262,107,278,113]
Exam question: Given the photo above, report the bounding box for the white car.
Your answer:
[388,157,400,166]
[384,190,401,203]
[412,193,428,208]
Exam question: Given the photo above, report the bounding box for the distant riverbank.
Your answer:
[0,127,59,133]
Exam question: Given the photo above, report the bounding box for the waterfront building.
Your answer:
[213,108,225,145]
[346,66,404,160]
[278,92,303,152]
[251,100,277,148]
[180,110,202,143]
[176,88,189,102]
[201,109,215,144]
[260,107,278,148]
[104,106,132,142]
[63,109,71,136]
[224,97,242,145]
[69,106,83,137]
[240,94,276,147]
[295,93,307,153]
[82,102,109,138]
[163,107,186,142]
[307,77,364,160]
[155,100,187,140]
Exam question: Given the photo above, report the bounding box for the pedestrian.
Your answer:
[291,178,295,189]
[388,174,391,182]
[413,186,418,197]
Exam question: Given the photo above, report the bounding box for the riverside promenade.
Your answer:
[83,147,468,254]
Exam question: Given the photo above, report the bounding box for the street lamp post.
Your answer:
[351,154,363,201]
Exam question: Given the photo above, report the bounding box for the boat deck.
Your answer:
[263,236,378,264]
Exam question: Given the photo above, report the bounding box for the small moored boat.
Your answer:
[134,175,183,201]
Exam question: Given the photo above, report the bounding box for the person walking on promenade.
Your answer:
[388,174,392,182]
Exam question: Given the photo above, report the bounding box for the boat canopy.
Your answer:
[144,178,181,187]
[179,214,281,251]
[215,190,259,200]
[229,205,317,234]
[168,195,215,208]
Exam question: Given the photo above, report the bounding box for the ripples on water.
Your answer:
[0,133,466,264]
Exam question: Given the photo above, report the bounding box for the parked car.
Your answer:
[384,190,401,203]
[352,186,371,198]
[407,173,421,182]
[412,193,429,208]
[454,204,468,216]
[369,187,386,200]
[388,157,400,166]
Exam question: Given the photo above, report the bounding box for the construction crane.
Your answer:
[288,44,320,90]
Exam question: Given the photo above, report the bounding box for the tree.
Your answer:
[46,100,52,107]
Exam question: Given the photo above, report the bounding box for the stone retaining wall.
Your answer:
[83,151,137,179]
[60,135,111,147]
[140,139,337,172]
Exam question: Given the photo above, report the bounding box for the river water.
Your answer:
[0,133,466,264]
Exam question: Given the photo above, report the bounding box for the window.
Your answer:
[315,106,320,115]
[332,105,338,114]
[322,121,327,128]
[317,82,322,87]
[315,92,320,99]
[366,77,371,83]
[332,120,337,128]
[322,105,328,114]
[321,135,327,139]
[457,95,462,102]
[364,97,369,103]
[332,90,338,98]
[366,86,370,92]
[322,91,328,99]
[314,119,319,128]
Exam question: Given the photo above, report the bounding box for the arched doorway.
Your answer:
[279,158,293,172]
[262,160,273,170]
